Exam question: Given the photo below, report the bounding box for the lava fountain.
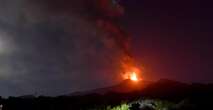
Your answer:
[130,72,138,81]
[122,67,142,82]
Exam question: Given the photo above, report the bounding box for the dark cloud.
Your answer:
[0,0,131,97]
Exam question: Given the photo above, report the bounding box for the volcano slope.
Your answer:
[1,79,213,110]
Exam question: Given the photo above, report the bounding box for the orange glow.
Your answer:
[130,72,138,81]
[123,69,141,82]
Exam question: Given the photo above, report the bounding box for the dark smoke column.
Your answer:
[95,0,140,79]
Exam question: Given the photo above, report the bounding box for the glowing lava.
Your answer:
[123,70,141,82]
[130,72,138,81]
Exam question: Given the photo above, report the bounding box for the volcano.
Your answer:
[67,79,206,98]
[68,79,153,96]
[90,79,152,94]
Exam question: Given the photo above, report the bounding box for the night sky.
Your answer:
[121,0,213,83]
[0,0,213,97]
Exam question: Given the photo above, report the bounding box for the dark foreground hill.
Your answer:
[1,79,213,110]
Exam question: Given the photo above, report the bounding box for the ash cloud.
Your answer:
[0,0,133,97]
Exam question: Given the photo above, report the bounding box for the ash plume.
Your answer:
[95,0,136,76]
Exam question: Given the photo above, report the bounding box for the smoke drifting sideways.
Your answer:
[0,0,138,97]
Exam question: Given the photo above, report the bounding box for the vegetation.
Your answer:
[89,99,181,110]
